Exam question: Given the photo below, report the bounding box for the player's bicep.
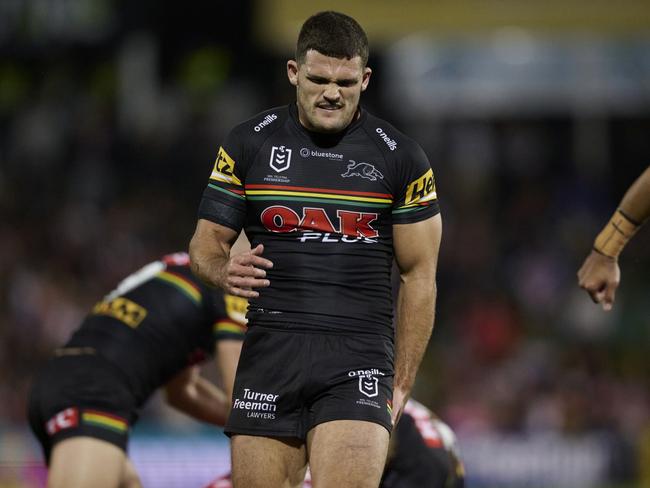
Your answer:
[199,133,248,231]
[393,214,442,278]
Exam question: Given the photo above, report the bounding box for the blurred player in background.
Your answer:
[205,398,465,488]
[381,399,464,488]
[190,11,442,487]
[578,166,650,310]
[27,251,247,488]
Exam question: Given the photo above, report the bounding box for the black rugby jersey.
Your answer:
[198,104,439,336]
[66,252,247,405]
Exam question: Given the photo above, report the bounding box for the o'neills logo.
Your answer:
[375,127,397,151]
[232,388,278,419]
[254,114,278,132]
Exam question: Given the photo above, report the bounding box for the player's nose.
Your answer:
[323,84,341,102]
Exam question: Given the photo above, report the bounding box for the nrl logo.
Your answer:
[359,375,379,398]
[341,160,384,181]
[269,146,292,173]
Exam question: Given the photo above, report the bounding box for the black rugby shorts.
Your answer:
[225,323,394,439]
[27,353,136,463]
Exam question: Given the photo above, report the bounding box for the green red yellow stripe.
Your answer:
[245,184,392,199]
[214,319,247,337]
[392,204,434,215]
[156,271,202,305]
[208,183,246,200]
[244,184,392,207]
[82,410,128,433]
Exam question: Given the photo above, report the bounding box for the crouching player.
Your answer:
[27,252,247,488]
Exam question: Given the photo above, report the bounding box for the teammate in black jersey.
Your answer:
[27,252,247,488]
[190,11,443,488]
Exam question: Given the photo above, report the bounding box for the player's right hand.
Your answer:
[577,250,620,311]
[223,244,273,298]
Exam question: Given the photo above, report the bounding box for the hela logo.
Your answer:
[269,146,292,173]
[261,206,378,238]
[405,168,436,205]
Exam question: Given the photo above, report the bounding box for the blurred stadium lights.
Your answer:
[0,0,115,44]
[253,0,650,54]
[384,32,650,117]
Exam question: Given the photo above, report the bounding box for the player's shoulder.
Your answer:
[361,109,425,159]
[160,252,211,292]
[403,398,435,419]
[228,105,290,142]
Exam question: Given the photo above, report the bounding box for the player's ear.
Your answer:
[361,66,372,92]
[287,60,299,86]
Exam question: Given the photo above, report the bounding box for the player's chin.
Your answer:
[311,114,348,133]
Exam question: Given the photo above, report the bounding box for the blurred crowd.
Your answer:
[2,3,650,486]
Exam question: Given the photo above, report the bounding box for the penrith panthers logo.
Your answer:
[341,160,384,181]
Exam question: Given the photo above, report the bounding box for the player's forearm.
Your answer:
[393,276,436,393]
[189,222,231,289]
[594,166,650,259]
[619,166,650,225]
[167,376,230,426]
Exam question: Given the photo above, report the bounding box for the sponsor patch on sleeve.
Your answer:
[46,407,79,436]
[224,294,249,324]
[404,168,437,206]
[91,297,148,328]
[211,146,242,186]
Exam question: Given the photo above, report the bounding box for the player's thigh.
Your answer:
[231,434,307,488]
[307,420,389,488]
[48,437,127,488]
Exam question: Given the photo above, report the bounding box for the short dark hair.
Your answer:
[296,11,369,66]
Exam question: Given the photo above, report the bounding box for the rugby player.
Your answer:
[205,399,465,488]
[190,11,442,488]
[578,166,650,310]
[27,252,247,488]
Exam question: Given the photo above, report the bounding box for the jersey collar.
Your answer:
[288,102,367,144]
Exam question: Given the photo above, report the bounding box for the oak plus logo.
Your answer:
[341,160,383,181]
[260,206,379,243]
[269,146,292,173]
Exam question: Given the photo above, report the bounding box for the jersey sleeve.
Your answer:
[391,141,440,224]
[212,294,248,342]
[198,128,248,232]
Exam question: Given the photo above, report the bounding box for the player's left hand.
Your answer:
[577,250,620,311]
[224,244,273,298]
